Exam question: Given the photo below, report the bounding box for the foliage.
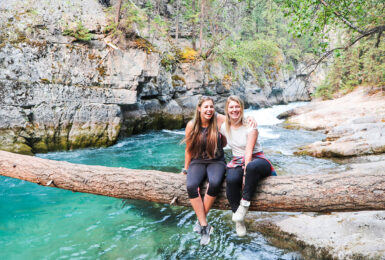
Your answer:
[312,80,335,99]
[103,1,147,37]
[133,37,156,53]
[121,1,147,30]
[313,38,385,99]
[215,39,282,83]
[63,21,92,42]
[179,47,198,62]
[161,53,178,71]
[103,0,170,43]
[277,0,385,53]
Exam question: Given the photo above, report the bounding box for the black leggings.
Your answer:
[226,158,271,212]
[186,162,226,199]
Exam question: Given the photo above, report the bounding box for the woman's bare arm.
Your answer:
[244,129,258,173]
[216,113,226,129]
[183,121,194,174]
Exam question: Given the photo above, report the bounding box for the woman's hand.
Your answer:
[246,116,257,128]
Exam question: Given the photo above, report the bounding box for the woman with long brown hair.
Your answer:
[182,96,226,245]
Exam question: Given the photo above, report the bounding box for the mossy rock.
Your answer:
[179,47,198,63]
[0,143,34,155]
[161,114,183,129]
[171,75,186,83]
[32,140,49,153]
[281,120,301,130]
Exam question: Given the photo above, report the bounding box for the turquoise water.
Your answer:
[0,103,339,259]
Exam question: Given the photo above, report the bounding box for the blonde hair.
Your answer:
[224,95,246,136]
[184,96,218,159]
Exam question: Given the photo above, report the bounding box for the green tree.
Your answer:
[277,0,385,70]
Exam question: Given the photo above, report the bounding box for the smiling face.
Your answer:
[225,96,245,127]
[198,99,215,123]
[228,100,242,122]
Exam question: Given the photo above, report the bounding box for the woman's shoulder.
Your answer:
[185,120,194,132]
[236,124,257,134]
[246,125,258,136]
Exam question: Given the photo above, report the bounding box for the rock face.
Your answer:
[281,87,385,158]
[251,211,385,260]
[0,0,320,154]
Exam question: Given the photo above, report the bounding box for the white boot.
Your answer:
[235,221,247,237]
[232,200,250,222]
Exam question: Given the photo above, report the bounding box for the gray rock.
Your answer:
[0,0,319,154]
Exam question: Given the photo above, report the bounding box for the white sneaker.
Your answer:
[200,224,213,245]
[235,221,247,237]
[232,200,250,222]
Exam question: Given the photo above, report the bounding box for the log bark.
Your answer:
[1,150,385,212]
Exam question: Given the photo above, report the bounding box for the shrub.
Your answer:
[63,21,92,42]
[179,47,198,63]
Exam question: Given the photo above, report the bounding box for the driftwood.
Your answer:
[1,150,385,212]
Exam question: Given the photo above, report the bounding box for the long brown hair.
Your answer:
[185,96,218,159]
[224,95,246,136]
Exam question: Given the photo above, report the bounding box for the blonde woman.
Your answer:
[220,95,277,237]
[183,96,256,245]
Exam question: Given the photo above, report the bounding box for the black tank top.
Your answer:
[193,127,225,161]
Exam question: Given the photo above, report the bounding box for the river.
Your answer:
[0,102,340,259]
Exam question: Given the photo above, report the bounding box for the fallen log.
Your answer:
[1,150,384,212]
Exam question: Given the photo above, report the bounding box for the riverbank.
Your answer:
[279,86,385,158]
[249,211,385,259]
[253,86,385,259]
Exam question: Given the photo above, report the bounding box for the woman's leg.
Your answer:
[243,158,271,201]
[225,167,244,213]
[186,163,208,226]
[204,162,226,214]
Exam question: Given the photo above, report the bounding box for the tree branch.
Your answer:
[204,33,229,58]
[375,29,383,48]
[300,25,385,77]
[319,0,365,34]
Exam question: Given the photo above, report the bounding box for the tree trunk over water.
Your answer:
[1,151,384,212]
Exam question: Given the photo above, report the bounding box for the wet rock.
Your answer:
[251,211,385,260]
[287,87,385,157]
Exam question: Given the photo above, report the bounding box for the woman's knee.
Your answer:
[226,168,243,185]
[246,159,270,175]
[187,183,200,198]
[186,164,206,198]
[206,177,224,197]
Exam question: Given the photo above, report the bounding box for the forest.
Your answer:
[98,0,384,96]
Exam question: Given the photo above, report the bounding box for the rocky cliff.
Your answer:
[0,0,323,154]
